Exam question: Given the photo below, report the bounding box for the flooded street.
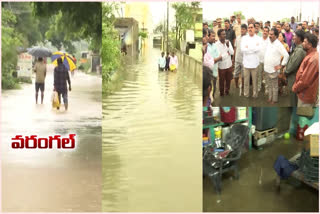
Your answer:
[102,47,202,212]
[1,65,102,212]
[203,138,319,212]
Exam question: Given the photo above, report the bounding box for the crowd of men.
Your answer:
[203,15,319,107]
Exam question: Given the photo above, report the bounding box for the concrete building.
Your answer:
[124,3,152,34]
[114,18,139,56]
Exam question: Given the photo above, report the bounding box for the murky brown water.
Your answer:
[102,47,202,212]
[203,138,319,212]
[1,65,102,212]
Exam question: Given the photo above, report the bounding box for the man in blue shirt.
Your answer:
[206,30,222,100]
[289,17,298,32]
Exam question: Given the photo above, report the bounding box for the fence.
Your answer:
[176,50,202,81]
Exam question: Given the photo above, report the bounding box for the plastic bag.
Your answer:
[51,91,60,108]
[169,64,176,71]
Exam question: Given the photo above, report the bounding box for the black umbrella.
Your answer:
[28,46,52,57]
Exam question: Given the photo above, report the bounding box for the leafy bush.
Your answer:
[79,61,91,73]
[139,31,148,39]
[18,77,32,84]
[102,3,121,91]
[78,64,84,70]
[2,71,19,89]
[1,8,23,89]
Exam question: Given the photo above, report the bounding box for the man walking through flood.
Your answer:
[158,52,166,71]
[54,58,71,111]
[34,57,47,104]
[165,52,170,71]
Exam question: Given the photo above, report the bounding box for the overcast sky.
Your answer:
[148,2,177,29]
[120,2,177,30]
[124,1,319,30]
[202,1,319,23]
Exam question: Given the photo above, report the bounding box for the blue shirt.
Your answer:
[290,22,298,32]
[206,42,220,77]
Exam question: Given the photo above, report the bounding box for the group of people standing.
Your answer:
[203,14,319,107]
[158,51,179,72]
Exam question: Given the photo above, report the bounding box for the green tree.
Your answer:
[2,2,42,47]
[281,18,290,23]
[1,7,23,89]
[44,12,79,53]
[233,11,246,20]
[38,15,51,42]
[32,2,102,53]
[102,2,121,91]
[172,2,199,50]
[154,22,164,34]
[190,2,200,8]
[139,31,148,39]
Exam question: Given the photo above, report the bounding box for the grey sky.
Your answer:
[148,2,177,30]
[202,1,319,23]
[119,2,177,31]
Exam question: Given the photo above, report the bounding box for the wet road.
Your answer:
[213,77,291,107]
[1,65,102,212]
[203,138,319,212]
[102,47,202,212]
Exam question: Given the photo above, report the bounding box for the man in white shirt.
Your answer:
[234,24,247,92]
[158,52,166,71]
[258,27,270,93]
[264,28,289,104]
[241,23,261,98]
[216,29,234,96]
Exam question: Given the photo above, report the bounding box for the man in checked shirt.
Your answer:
[54,58,71,111]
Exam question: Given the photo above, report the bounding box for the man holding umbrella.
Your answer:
[54,58,71,111]
[33,57,47,104]
[28,46,52,104]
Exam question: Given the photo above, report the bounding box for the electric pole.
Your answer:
[299,0,302,22]
[163,12,166,51]
[167,1,169,53]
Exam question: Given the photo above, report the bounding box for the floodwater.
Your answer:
[1,65,102,212]
[102,46,202,212]
[203,138,319,212]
